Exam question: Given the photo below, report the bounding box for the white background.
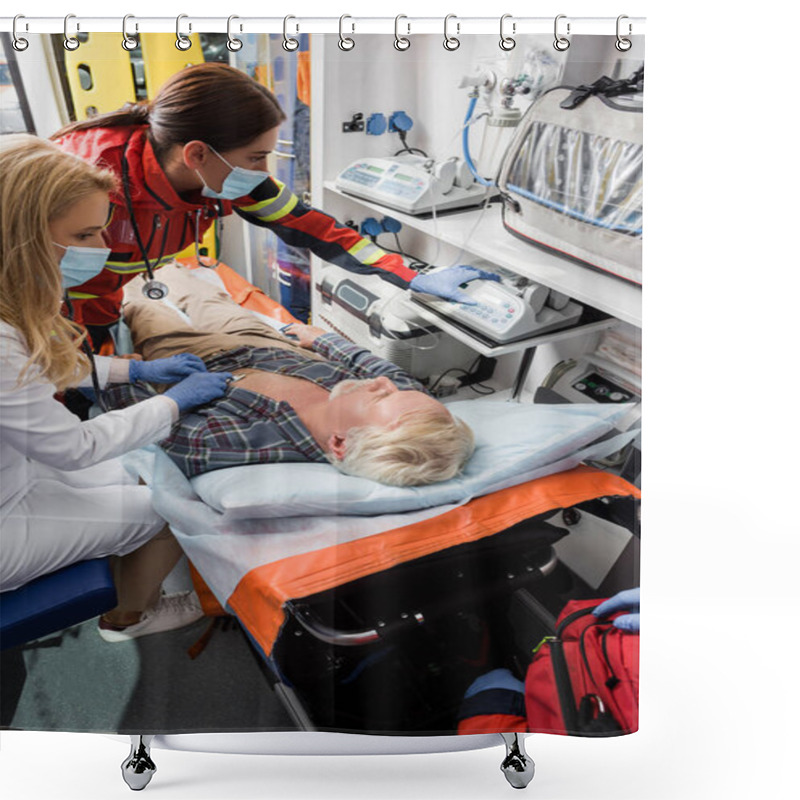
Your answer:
[2,1,798,798]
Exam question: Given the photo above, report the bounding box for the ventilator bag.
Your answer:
[525,599,639,735]
[497,68,643,285]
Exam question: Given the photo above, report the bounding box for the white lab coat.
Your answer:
[0,321,179,591]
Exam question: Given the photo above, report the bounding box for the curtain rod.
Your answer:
[1,16,646,36]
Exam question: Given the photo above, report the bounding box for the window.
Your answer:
[0,34,34,134]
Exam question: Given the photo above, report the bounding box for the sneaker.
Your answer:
[97,590,204,643]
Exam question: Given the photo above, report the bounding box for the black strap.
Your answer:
[549,638,580,733]
[560,66,644,110]
[551,604,602,734]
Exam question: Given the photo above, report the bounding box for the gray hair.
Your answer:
[331,407,475,487]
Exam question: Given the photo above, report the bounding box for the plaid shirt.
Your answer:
[102,333,426,477]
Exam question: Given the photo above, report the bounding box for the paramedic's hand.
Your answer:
[282,323,328,349]
[593,588,640,632]
[409,265,501,306]
[129,353,208,384]
[163,371,233,413]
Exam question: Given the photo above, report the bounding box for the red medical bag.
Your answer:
[525,599,639,735]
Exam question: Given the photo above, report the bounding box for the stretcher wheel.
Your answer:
[562,508,582,526]
[121,735,156,791]
[499,733,535,789]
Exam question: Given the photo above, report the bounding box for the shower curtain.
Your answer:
[0,19,643,775]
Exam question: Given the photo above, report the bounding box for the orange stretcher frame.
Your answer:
[174,260,640,658]
[229,466,639,659]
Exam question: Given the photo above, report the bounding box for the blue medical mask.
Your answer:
[53,242,111,289]
[196,144,269,200]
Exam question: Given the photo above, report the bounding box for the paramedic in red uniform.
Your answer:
[52,62,496,353]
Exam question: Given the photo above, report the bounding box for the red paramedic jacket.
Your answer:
[54,125,416,329]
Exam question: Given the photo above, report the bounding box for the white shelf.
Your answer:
[323,182,642,329]
[409,301,617,358]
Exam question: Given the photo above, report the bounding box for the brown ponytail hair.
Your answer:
[52,63,286,158]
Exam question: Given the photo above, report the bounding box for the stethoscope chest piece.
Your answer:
[143,280,169,300]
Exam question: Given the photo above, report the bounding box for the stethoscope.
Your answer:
[62,293,108,413]
[120,138,171,300]
[120,137,225,301]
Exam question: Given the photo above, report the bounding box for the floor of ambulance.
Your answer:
[0,559,297,733]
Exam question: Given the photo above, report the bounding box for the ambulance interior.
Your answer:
[0,29,643,739]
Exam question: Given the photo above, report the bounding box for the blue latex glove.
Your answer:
[129,353,208,384]
[409,265,501,306]
[593,588,640,633]
[163,371,233,413]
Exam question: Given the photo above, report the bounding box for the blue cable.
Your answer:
[506,182,643,235]
[463,95,495,188]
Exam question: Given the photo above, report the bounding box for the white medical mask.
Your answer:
[53,242,111,289]
[196,144,269,200]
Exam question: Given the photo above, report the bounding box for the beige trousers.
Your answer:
[122,263,322,362]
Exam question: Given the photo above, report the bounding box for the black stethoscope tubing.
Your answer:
[120,136,226,293]
[120,137,171,300]
[63,293,108,413]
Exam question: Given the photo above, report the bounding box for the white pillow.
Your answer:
[187,401,633,519]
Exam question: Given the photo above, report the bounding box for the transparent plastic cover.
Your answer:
[506,122,643,236]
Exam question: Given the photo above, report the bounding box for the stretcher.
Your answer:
[118,260,641,740]
[111,260,639,792]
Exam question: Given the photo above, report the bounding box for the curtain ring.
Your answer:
[615,15,632,52]
[499,14,516,51]
[338,15,355,51]
[394,15,410,51]
[553,14,570,51]
[12,15,29,51]
[175,14,192,51]
[443,14,460,51]
[63,14,80,51]
[226,15,243,52]
[122,15,138,51]
[283,15,299,51]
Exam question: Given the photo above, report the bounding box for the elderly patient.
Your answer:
[103,263,474,487]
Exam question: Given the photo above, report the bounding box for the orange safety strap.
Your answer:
[178,258,301,324]
[228,466,640,658]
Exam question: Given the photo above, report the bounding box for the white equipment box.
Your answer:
[313,264,478,381]
[410,266,583,346]
[335,155,488,215]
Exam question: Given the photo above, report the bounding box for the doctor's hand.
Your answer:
[129,353,208,384]
[163,371,233,413]
[593,588,640,633]
[409,265,501,306]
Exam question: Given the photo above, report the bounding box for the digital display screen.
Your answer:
[367,165,384,174]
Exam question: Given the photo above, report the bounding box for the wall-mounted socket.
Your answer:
[342,113,365,133]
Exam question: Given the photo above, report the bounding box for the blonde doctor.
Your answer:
[0,135,232,642]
